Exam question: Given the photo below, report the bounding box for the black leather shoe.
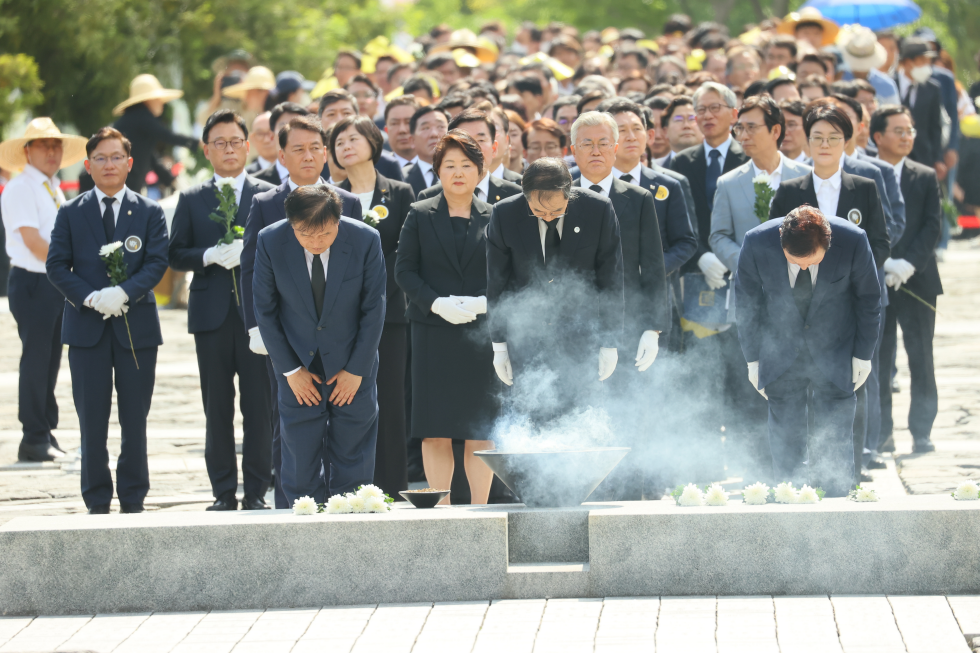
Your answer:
[912,439,935,454]
[406,461,426,484]
[120,502,144,514]
[866,457,887,470]
[206,495,238,511]
[18,441,65,462]
[859,469,874,483]
[88,504,110,514]
[241,494,271,510]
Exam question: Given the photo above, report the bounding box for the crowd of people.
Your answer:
[0,8,968,511]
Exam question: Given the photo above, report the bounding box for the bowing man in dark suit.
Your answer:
[735,206,881,496]
[895,38,945,171]
[401,106,450,198]
[241,116,362,508]
[417,109,523,204]
[252,186,386,504]
[168,110,274,511]
[487,158,625,426]
[46,127,168,514]
[332,115,415,498]
[872,105,943,454]
[251,102,310,187]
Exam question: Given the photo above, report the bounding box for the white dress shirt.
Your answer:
[793,151,809,164]
[897,71,916,107]
[891,157,906,185]
[287,177,326,192]
[704,136,734,169]
[392,152,413,168]
[275,160,290,184]
[490,164,506,180]
[474,174,490,202]
[613,163,643,186]
[93,185,127,225]
[415,158,435,188]
[255,156,275,171]
[654,153,672,167]
[581,172,615,197]
[788,261,819,288]
[0,164,65,273]
[812,165,843,219]
[536,215,565,260]
[751,153,785,191]
[284,247,332,377]
[356,191,375,215]
[213,170,247,205]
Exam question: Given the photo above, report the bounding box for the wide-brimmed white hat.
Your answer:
[839,26,887,73]
[113,74,183,116]
[222,66,276,99]
[0,117,88,172]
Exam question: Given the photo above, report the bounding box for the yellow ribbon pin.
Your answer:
[655,185,669,201]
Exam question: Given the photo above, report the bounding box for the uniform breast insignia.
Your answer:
[371,205,389,221]
[847,209,862,225]
[655,185,669,201]
[574,226,580,233]
[124,236,143,253]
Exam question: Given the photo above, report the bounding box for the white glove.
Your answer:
[698,252,729,290]
[852,357,872,391]
[85,290,102,309]
[883,257,915,283]
[431,297,477,324]
[493,348,513,386]
[217,239,244,269]
[884,272,903,290]
[248,327,268,356]
[203,245,225,266]
[102,304,129,321]
[598,347,618,381]
[93,286,129,318]
[634,330,660,372]
[452,295,487,315]
[747,361,768,399]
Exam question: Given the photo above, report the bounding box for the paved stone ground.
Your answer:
[1,595,978,652]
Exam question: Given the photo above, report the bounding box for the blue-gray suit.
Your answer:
[252,217,387,503]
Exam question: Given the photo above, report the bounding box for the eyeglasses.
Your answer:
[575,139,615,152]
[671,114,698,124]
[889,128,917,138]
[808,135,844,147]
[90,154,127,166]
[208,138,246,150]
[695,103,728,116]
[732,123,768,137]
[527,143,563,154]
[351,92,377,101]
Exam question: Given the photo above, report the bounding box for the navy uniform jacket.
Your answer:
[168,175,274,333]
[46,188,168,348]
[252,217,386,381]
[241,180,362,332]
[854,151,906,243]
[894,159,943,298]
[734,217,881,393]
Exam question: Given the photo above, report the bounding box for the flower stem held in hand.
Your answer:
[209,182,244,305]
[899,286,938,314]
[98,242,139,369]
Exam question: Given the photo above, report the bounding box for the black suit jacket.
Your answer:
[169,175,275,333]
[634,166,698,276]
[769,170,891,268]
[418,175,523,204]
[486,189,625,349]
[241,179,362,331]
[899,76,944,168]
[894,159,943,297]
[573,178,668,336]
[500,168,523,185]
[253,164,282,186]
[402,162,432,199]
[395,194,491,326]
[113,104,199,192]
[338,174,415,324]
[670,141,748,272]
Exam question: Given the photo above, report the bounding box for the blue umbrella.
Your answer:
[801,0,921,30]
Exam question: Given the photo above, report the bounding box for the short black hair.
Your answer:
[804,103,853,142]
[616,47,650,70]
[663,13,692,35]
[437,93,471,112]
[829,80,857,97]
[410,105,449,135]
[203,109,248,144]
[767,35,799,59]
[384,94,421,123]
[278,115,326,149]
[780,205,832,257]
[86,126,132,157]
[509,74,544,98]
[738,95,786,147]
[597,98,645,127]
[869,104,913,140]
[403,75,436,99]
[796,53,829,74]
[661,95,693,128]
[519,61,555,82]
[345,73,379,95]
[778,99,806,118]
[643,95,671,111]
[522,157,572,200]
[742,79,768,99]
[765,76,796,96]
[335,50,362,68]
[433,130,485,177]
[329,115,384,169]
[576,89,609,115]
[285,185,342,230]
[269,102,310,134]
[797,74,830,98]
[425,53,458,71]
[387,62,411,83]
[318,89,359,117]
[550,94,581,118]
[448,107,496,140]
[830,93,864,125]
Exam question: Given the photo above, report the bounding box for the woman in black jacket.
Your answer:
[395,131,497,504]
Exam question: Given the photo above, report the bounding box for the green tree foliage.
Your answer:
[0,53,44,133]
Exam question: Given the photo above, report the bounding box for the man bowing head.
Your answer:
[251,185,386,505]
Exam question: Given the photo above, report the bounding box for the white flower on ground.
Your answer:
[347,494,366,513]
[953,480,980,500]
[752,173,772,185]
[215,176,235,188]
[292,496,317,515]
[99,241,123,257]
[704,483,728,506]
[326,494,352,514]
[854,487,879,502]
[357,484,385,500]
[797,485,820,504]
[774,482,798,504]
[742,482,770,505]
[678,483,704,507]
[365,496,388,513]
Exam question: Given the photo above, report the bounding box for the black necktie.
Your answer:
[903,83,913,107]
[543,219,560,266]
[102,197,115,243]
[619,173,633,184]
[706,149,722,213]
[311,253,325,319]
[793,268,813,319]
[589,184,602,194]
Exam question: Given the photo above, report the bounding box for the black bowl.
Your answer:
[399,489,450,508]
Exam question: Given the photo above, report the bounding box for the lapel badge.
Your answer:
[371,205,389,220]
[127,210,132,215]
[495,195,500,201]
[655,185,669,200]
[847,208,862,225]
[124,236,143,253]
[574,226,581,233]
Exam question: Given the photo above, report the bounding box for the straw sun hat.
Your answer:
[0,117,88,172]
[777,8,840,47]
[112,74,183,116]
[222,66,276,100]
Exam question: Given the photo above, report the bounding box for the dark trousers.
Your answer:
[194,304,272,500]
[854,272,887,467]
[879,289,938,441]
[766,349,855,495]
[7,268,64,446]
[267,357,287,508]
[68,328,157,508]
[719,327,772,483]
[278,368,379,505]
[373,323,407,497]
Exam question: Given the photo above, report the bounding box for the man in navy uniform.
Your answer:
[46,127,168,514]
[169,110,274,511]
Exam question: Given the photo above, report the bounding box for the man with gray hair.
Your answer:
[486,157,625,425]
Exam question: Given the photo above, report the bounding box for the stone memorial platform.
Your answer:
[2,495,978,616]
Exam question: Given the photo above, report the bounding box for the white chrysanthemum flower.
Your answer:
[953,480,980,500]
[774,482,798,504]
[797,485,820,504]
[215,176,235,188]
[742,482,770,505]
[678,483,704,507]
[752,173,772,185]
[357,484,385,499]
[704,483,728,506]
[99,241,123,257]
[347,494,366,513]
[292,495,317,515]
[854,487,879,502]
[326,494,351,514]
[365,496,388,513]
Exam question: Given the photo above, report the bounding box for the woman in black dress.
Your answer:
[331,115,415,498]
[395,131,497,504]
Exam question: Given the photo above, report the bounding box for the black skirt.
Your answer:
[410,320,498,440]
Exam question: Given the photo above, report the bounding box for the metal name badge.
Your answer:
[848,209,862,226]
[124,236,143,253]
